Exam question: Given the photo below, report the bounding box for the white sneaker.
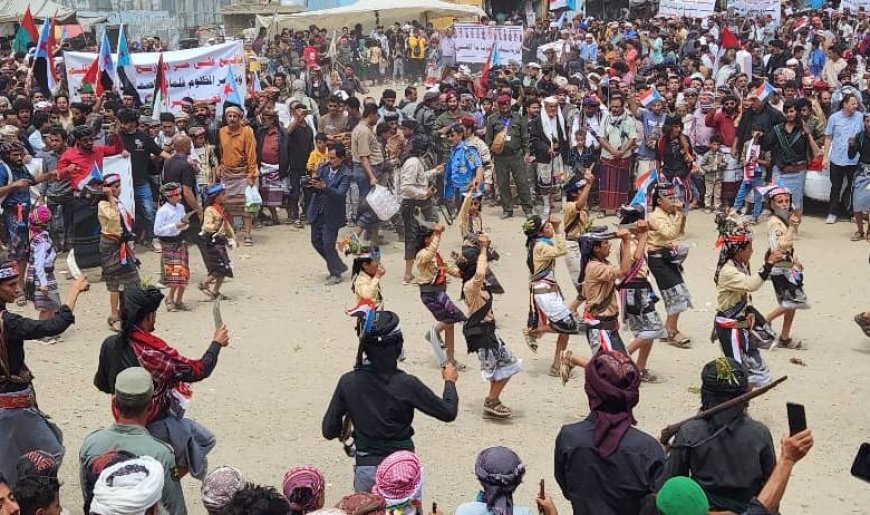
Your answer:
[825,214,837,224]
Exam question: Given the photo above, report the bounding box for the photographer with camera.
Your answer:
[308,144,352,285]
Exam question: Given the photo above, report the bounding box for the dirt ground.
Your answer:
[13,199,869,514]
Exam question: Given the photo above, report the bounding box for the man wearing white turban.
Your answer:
[90,456,165,515]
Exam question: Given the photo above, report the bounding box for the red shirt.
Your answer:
[705,110,738,149]
[56,139,124,189]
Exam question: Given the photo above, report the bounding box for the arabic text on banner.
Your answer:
[658,0,716,18]
[454,23,524,64]
[729,0,781,24]
[63,41,246,111]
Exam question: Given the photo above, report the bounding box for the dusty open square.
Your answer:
[17,204,870,514]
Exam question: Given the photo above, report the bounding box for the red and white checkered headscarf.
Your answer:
[371,451,423,506]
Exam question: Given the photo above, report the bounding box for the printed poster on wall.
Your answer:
[454,23,524,64]
[658,0,716,19]
[64,41,246,112]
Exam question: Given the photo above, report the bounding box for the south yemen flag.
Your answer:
[150,53,170,120]
[33,17,57,96]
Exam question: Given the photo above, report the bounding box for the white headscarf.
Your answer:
[541,97,565,146]
[90,456,165,515]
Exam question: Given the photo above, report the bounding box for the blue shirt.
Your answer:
[825,110,863,166]
[0,162,32,208]
[578,41,598,64]
[809,48,825,78]
[444,141,482,197]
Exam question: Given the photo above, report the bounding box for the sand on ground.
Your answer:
[17,198,869,514]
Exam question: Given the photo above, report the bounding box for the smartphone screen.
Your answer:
[786,402,807,436]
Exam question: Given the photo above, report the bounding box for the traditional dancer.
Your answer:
[154,183,191,311]
[564,207,664,382]
[349,244,384,308]
[523,215,583,377]
[24,206,62,343]
[764,186,809,349]
[457,235,521,419]
[94,284,230,480]
[199,185,236,301]
[414,222,466,368]
[647,181,694,348]
[0,261,89,485]
[98,174,140,332]
[562,170,595,312]
[657,115,697,216]
[713,213,780,388]
[55,125,124,270]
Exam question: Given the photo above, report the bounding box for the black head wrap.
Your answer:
[357,311,403,377]
[651,180,676,209]
[617,204,644,225]
[474,447,526,515]
[700,358,749,427]
[523,215,545,273]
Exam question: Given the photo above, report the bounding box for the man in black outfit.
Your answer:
[116,108,171,250]
[286,101,315,226]
[162,134,203,259]
[554,351,664,515]
[322,311,459,493]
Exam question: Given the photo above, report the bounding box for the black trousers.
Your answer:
[829,163,856,216]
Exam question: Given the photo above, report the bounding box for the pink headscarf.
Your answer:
[371,451,423,508]
[282,466,326,514]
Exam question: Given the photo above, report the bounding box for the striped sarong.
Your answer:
[99,236,140,292]
[221,167,249,217]
[598,157,632,211]
[258,163,284,207]
[160,240,189,288]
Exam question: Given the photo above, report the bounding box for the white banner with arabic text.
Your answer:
[658,0,716,18]
[63,41,246,112]
[729,0,780,24]
[454,23,523,64]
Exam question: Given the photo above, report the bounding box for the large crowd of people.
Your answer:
[0,2,869,514]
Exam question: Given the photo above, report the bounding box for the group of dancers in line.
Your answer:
[338,163,810,419]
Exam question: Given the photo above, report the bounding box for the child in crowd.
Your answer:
[700,135,727,213]
[734,125,767,222]
[25,206,62,343]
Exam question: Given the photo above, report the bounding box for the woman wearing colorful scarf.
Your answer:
[98,173,140,332]
[523,215,583,378]
[199,184,237,301]
[456,236,520,419]
[414,222,466,368]
[455,447,532,515]
[763,186,810,350]
[24,206,62,343]
[712,213,781,387]
[647,181,694,348]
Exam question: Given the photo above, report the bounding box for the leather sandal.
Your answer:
[483,398,512,419]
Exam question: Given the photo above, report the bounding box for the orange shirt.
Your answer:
[218,125,257,179]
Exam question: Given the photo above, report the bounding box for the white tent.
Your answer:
[0,0,76,24]
[258,0,485,32]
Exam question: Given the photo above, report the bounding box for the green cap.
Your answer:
[115,367,154,404]
[656,476,709,515]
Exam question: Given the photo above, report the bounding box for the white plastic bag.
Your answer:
[365,184,400,221]
[244,185,262,213]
